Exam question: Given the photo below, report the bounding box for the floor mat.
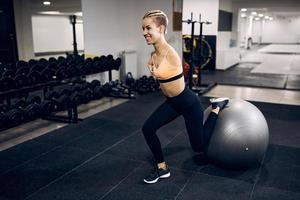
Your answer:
[0,94,299,200]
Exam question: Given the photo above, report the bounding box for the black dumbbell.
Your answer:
[6,108,25,126]
[26,95,42,105]
[16,67,30,75]
[0,76,16,91]
[93,85,103,99]
[45,91,60,100]
[69,91,82,105]
[40,100,55,115]
[2,69,15,78]
[91,80,101,89]
[16,60,28,68]
[14,74,29,88]
[22,103,42,121]
[27,71,42,85]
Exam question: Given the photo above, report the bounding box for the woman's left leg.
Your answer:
[183,100,218,152]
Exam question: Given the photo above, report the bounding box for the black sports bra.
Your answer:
[157,73,183,83]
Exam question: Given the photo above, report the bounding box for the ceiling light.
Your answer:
[258,14,264,17]
[38,11,60,15]
[251,12,257,16]
[255,17,260,21]
[43,1,51,6]
[264,16,269,19]
[241,8,247,12]
[241,13,247,18]
[75,12,82,16]
[269,17,273,20]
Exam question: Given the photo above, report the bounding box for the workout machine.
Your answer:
[182,13,216,94]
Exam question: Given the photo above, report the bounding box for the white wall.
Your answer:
[233,0,300,47]
[183,0,219,35]
[217,0,240,70]
[14,0,35,60]
[82,0,182,80]
[261,17,300,43]
[31,15,84,53]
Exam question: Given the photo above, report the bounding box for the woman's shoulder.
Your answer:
[166,47,181,66]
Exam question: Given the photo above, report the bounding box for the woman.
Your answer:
[142,10,229,184]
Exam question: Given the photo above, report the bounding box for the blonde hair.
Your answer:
[143,10,168,34]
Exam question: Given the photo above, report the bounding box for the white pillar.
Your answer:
[245,15,253,49]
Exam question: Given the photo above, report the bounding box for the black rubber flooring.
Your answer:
[0,92,300,200]
[202,63,300,90]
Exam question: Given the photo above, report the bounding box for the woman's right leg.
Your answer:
[142,100,180,163]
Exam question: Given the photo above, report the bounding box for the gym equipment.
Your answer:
[204,99,269,168]
[182,13,216,94]
[14,74,29,88]
[0,76,16,91]
[16,60,28,68]
[16,67,30,75]
[28,59,38,67]
[26,95,42,105]
[6,108,25,126]
[2,69,15,78]
[27,71,42,85]
[132,75,160,95]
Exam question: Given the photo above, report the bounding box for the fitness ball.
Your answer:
[204,99,269,169]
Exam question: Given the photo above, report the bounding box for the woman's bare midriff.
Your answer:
[159,76,185,97]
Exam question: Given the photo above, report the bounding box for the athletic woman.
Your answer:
[142,10,229,184]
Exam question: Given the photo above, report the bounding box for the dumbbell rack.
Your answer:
[0,78,82,124]
[0,54,124,131]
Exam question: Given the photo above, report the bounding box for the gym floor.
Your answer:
[0,44,300,200]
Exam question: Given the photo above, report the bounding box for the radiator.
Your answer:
[119,50,137,82]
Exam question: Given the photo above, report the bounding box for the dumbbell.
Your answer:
[102,82,112,96]
[125,72,135,89]
[27,70,42,85]
[22,103,42,121]
[2,69,15,78]
[16,67,30,75]
[40,100,55,115]
[16,60,28,68]
[93,86,103,99]
[6,108,25,127]
[48,57,57,64]
[38,58,49,67]
[91,80,101,89]
[31,64,44,72]
[111,58,122,70]
[55,66,68,80]
[0,76,16,91]
[28,59,38,67]
[14,74,29,88]
[45,91,60,100]
[26,95,42,105]
[69,91,82,105]
[81,88,93,103]
[41,67,56,82]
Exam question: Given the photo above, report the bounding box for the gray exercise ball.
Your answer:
[204,99,269,169]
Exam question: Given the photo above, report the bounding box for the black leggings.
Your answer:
[142,87,218,163]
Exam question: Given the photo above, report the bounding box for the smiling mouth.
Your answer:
[144,35,151,40]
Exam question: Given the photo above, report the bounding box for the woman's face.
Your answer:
[142,17,163,45]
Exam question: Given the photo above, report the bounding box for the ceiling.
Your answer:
[232,0,300,19]
[29,0,81,14]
